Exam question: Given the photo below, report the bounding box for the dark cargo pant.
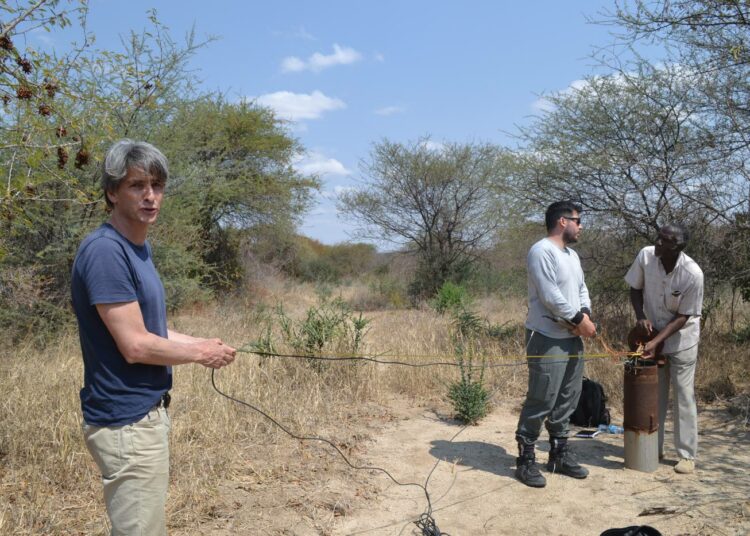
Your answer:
[516,329,584,445]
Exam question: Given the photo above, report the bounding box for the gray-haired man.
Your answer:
[72,139,236,534]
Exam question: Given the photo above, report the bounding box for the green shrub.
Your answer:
[275,297,371,365]
[448,378,490,424]
[371,273,409,308]
[448,304,490,424]
[431,281,471,315]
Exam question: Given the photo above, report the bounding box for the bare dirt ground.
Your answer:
[176,396,750,536]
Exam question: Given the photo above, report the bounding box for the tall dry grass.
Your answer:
[1,278,748,534]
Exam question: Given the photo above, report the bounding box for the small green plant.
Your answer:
[448,376,489,425]
[351,312,370,352]
[252,321,277,355]
[431,281,471,315]
[275,297,371,369]
[448,305,490,424]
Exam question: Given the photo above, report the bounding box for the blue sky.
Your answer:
[44,1,626,244]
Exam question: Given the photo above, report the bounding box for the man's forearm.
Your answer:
[629,288,647,320]
[122,332,203,366]
[167,329,204,344]
[650,314,689,346]
[96,301,235,369]
[537,286,579,323]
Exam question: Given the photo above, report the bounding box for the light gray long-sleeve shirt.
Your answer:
[525,237,591,339]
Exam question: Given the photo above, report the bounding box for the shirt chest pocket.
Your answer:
[664,287,683,313]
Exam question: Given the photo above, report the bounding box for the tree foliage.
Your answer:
[528,1,750,303]
[516,66,745,224]
[606,0,750,153]
[339,139,510,298]
[153,98,319,288]
[510,62,748,298]
[0,4,317,340]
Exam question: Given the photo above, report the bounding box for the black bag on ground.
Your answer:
[571,377,611,427]
[600,526,662,536]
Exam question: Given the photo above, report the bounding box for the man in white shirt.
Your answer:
[515,201,597,488]
[625,223,704,474]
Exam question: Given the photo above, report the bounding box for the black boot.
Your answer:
[547,437,588,479]
[515,441,546,488]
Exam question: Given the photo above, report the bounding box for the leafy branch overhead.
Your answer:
[0,3,319,340]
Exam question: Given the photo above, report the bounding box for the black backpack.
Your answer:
[601,526,662,536]
[571,377,611,427]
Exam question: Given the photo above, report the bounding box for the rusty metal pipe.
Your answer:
[623,359,659,472]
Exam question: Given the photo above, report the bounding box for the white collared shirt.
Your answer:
[624,246,703,354]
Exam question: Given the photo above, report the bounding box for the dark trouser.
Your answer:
[516,329,584,445]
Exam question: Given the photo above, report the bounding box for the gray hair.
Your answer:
[101,139,169,208]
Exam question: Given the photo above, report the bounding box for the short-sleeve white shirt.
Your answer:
[624,246,703,354]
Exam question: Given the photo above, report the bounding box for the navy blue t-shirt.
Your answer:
[71,223,171,426]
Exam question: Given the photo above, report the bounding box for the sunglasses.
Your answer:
[563,216,581,225]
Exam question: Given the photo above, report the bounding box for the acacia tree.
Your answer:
[339,139,510,298]
[153,98,319,289]
[511,65,746,296]
[604,0,750,154]
[0,3,216,336]
[586,1,750,307]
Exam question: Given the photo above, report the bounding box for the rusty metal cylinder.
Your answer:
[623,360,659,472]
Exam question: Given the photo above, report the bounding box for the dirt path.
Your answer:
[336,399,750,536]
[181,397,749,536]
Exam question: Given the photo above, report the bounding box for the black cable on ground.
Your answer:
[240,348,618,368]
[218,348,629,533]
[211,369,449,535]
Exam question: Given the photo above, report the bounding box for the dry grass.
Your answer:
[1,278,748,534]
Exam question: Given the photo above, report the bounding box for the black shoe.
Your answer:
[515,455,547,488]
[547,441,589,479]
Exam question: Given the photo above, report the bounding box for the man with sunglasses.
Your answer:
[514,200,597,488]
[625,224,703,474]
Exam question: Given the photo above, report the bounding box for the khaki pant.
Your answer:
[83,407,170,536]
[659,344,699,460]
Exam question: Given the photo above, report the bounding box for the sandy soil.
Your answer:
[178,397,750,536]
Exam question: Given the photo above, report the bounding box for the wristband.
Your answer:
[570,311,584,325]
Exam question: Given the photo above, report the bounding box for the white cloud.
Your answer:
[420,140,445,152]
[333,185,356,195]
[293,151,351,177]
[273,26,317,41]
[531,97,554,113]
[281,44,362,73]
[291,26,316,41]
[374,52,385,62]
[532,79,588,113]
[30,28,54,46]
[374,105,405,116]
[319,185,358,201]
[281,57,306,72]
[253,90,345,121]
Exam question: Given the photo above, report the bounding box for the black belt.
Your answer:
[153,392,171,410]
